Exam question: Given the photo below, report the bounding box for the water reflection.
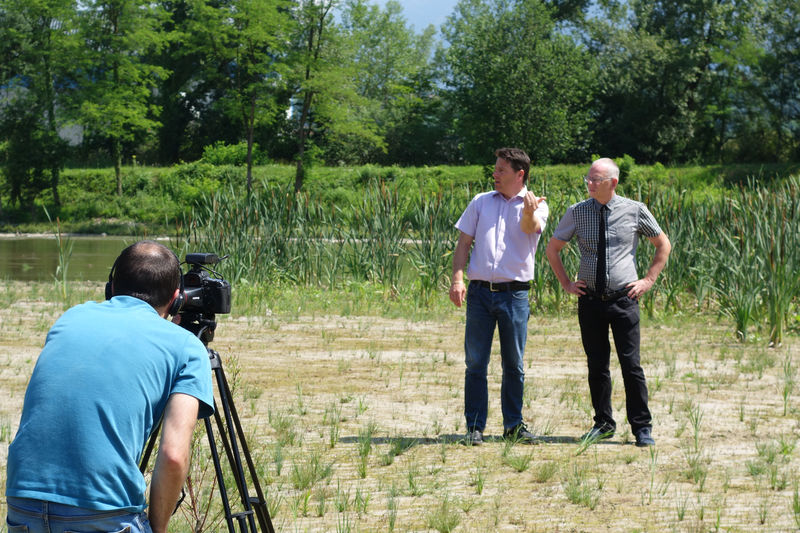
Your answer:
[0,236,143,282]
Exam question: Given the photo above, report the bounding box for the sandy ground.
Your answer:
[2,293,800,532]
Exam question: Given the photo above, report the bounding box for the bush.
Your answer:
[61,170,115,195]
[157,162,246,202]
[201,141,269,166]
[615,153,636,183]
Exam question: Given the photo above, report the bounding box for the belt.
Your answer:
[471,280,531,292]
[583,287,630,301]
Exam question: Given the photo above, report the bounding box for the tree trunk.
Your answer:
[294,148,305,193]
[51,168,61,207]
[114,139,122,196]
[294,4,330,193]
[294,91,313,193]
[44,28,61,207]
[246,95,255,194]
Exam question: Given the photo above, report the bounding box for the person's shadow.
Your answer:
[338,434,625,446]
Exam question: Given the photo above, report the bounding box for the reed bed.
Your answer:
[646,177,800,345]
[178,175,799,344]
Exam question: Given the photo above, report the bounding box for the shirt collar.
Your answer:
[592,193,619,211]
[493,186,528,201]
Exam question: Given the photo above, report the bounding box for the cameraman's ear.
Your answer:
[161,288,181,319]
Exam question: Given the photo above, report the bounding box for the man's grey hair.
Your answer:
[591,158,620,180]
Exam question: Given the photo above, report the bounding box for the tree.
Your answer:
[753,0,800,160]
[291,0,338,192]
[338,0,440,165]
[287,0,442,180]
[0,0,75,208]
[379,63,455,165]
[149,0,205,164]
[587,0,764,163]
[442,0,596,164]
[76,0,169,196]
[178,0,291,192]
[0,100,66,211]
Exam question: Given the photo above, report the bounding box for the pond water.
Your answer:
[0,236,146,282]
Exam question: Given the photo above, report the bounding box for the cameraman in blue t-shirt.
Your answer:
[6,240,215,533]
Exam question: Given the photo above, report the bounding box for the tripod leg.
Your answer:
[210,349,274,533]
[139,346,272,532]
[217,359,276,533]
[205,416,237,533]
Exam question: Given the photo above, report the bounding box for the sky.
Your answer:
[373,0,460,33]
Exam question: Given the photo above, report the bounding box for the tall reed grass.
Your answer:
[178,175,799,344]
[44,207,75,307]
[176,179,462,302]
[645,177,800,344]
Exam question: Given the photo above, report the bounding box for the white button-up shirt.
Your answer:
[455,187,549,283]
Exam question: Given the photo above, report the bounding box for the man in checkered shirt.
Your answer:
[545,158,671,447]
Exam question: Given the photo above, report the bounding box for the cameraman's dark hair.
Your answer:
[495,147,531,183]
[112,241,180,309]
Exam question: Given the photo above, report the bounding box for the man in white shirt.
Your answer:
[449,147,548,445]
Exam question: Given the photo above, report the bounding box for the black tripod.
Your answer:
[140,313,274,533]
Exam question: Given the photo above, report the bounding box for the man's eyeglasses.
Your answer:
[584,175,614,185]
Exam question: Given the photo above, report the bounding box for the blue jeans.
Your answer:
[464,282,530,432]
[6,497,151,533]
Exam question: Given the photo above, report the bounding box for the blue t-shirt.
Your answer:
[6,296,215,512]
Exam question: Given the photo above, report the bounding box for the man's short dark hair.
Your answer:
[495,147,531,183]
[112,241,180,309]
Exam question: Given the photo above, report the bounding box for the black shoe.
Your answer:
[503,423,540,444]
[635,427,655,447]
[465,428,483,446]
[580,423,615,441]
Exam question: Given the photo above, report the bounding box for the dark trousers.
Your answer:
[578,295,651,433]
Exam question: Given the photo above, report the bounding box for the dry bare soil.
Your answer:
[2,289,800,532]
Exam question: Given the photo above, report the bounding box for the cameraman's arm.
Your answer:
[148,393,199,533]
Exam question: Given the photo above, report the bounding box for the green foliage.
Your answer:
[0,0,75,207]
[330,0,439,165]
[2,0,799,171]
[562,463,602,509]
[615,154,636,183]
[4,161,797,230]
[186,0,292,190]
[744,0,800,162]
[425,494,461,533]
[0,102,65,207]
[165,162,800,346]
[76,0,171,193]
[201,142,270,167]
[443,0,596,163]
[3,161,800,343]
[588,0,770,163]
[157,162,243,207]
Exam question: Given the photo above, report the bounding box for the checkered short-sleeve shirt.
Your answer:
[551,194,662,291]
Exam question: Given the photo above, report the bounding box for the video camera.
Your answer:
[177,253,231,344]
